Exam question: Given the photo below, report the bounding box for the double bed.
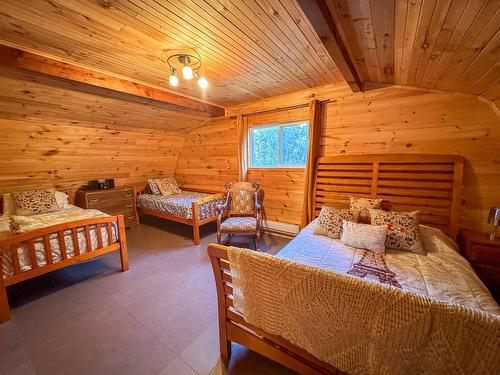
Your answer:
[137,187,225,245]
[0,201,128,323]
[208,154,500,374]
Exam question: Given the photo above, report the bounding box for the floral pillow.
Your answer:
[155,177,181,196]
[147,179,161,195]
[368,209,425,254]
[350,196,382,223]
[312,206,359,239]
[11,188,61,216]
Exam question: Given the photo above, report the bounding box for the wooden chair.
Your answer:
[216,181,262,250]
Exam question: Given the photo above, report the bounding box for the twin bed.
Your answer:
[0,199,128,323]
[208,154,500,374]
[0,182,222,322]
[136,186,225,245]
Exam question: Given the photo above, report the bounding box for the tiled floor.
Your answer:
[0,216,296,375]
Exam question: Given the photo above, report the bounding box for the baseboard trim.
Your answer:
[261,220,299,237]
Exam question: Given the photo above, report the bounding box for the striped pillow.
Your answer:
[341,221,387,254]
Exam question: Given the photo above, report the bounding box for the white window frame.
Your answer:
[248,121,309,169]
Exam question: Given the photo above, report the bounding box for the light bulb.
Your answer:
[198,76,208,89]
[182,65,193,80]
[169,73,179,87]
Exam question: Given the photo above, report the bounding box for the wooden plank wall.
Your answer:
[0,69,188,197]
[174,108,309,225]
[321,86,500,232]
[186,86,500,231]
[175,117,239,191]
[246,108,309,225]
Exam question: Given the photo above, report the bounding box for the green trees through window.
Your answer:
[249,122,309,168]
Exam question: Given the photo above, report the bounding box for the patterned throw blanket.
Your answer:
[227,246,500,375]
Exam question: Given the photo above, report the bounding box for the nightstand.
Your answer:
[75,186,138,228]
[462,230,500,301]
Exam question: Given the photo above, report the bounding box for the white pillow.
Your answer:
[419,224,459,253]
[340,220,387,254]
[55,191,69,209]
[2,193,15,216]
[3,191,69,215]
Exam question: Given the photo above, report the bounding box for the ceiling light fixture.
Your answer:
[168,67,179,87]
[182,65,193,80]
[198,76,208,89]
[165,52,208,89]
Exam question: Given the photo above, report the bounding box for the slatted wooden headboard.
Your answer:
[313,154,464,240]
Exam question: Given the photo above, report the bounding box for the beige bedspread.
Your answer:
[228,246,500,375]
[1,205,117,278]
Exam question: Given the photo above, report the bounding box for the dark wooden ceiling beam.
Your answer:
[296,0,362,92]
[0,45,225,118]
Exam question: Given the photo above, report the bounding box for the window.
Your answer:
[249,121,309,168]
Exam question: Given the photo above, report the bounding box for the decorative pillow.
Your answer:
[55,191,69,209]
[350,196,382,223]
[11,188,61,216]
[340,220,387,254]
[155,177,181,196]
[369,209,425,254]
[147,179,162,195]
[312,206,359,239]
[2,193,15,216]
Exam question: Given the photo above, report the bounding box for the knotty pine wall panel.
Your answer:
[175,117,239,191]
[195,86,500,231]
[321,87,500,232]
[0,119,185,195]
[246,107,309,226]
[0,70,188,197]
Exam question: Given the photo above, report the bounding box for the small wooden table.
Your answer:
[462,230,500,301]
[75,186,138,228]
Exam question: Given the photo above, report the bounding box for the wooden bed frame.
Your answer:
[208,153,464,374]
[136,187,226,245]
[0,214,128,323]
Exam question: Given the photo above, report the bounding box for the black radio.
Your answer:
[87,179,115,190]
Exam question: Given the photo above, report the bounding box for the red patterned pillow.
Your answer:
[368,209,424,254]
[312,206,359,239]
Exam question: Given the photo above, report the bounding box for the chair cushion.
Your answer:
[220,217,257,232]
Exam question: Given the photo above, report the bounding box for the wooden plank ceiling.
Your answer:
[324,0,500,106]
[0,0,344,107]
[0,0,497,109]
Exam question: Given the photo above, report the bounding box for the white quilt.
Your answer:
[277,219,499,315]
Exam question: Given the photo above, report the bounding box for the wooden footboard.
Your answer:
[137,187,226,245]
[207,243,341,375]
[0,215,128,323]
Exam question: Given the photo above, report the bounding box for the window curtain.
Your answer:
[301,99,322,227]
[237,114,249,182]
